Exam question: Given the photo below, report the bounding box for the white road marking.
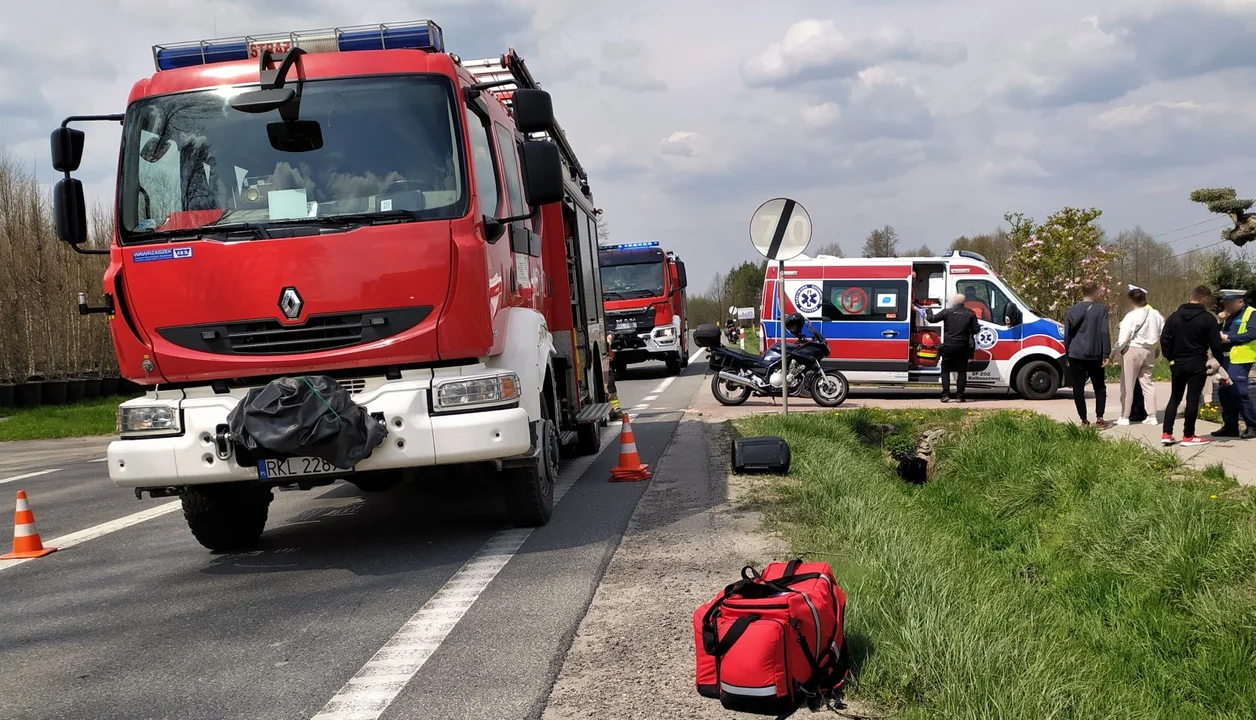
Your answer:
[632,404,649,411]
[642,395,658,401]
[0,500,181,572]
[89,458,108,463]
[313,426,617,720]
[648,376,676,395]
[0,469,60,486]
[688,347,706,364]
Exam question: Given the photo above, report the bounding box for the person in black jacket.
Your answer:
[1160,285,1228,446]
[1063,282,1113,426]
[926,294,980,402]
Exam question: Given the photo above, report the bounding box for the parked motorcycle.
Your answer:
[724,320,741,344]
[694,314,849,407]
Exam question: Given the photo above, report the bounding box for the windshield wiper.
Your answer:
[270,209,428,227]
[128,222,271,243]
[603,291,626,300]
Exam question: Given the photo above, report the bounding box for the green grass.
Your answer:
[736,408,1256,719]
[0,396,130,442]
[735,327,762,355]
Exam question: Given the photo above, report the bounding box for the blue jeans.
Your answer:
[1220,362,1256,429]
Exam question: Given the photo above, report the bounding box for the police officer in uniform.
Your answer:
[1216,289,1256,438]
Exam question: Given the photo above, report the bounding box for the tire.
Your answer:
[611,360,627,379]
[711,372,752,406]
[575,420,602,456]
[1016,359,1060,400]
[810,371,849,407]
[180,483,273,552]
[505,418,559,527]
[665,355,682,375]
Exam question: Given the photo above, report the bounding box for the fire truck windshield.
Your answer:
[118,75,466,241]
[600,261,664,300]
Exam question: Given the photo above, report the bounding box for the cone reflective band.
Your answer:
[610,415,651,482]
[3,490,56,559]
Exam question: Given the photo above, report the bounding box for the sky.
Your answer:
[1,0,1252,291]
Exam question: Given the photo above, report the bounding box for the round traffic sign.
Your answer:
[839,287,868,315]
[749,197,812,261]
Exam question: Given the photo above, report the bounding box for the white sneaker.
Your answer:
[1116,418,1131,426]
[1142,417,1159,425]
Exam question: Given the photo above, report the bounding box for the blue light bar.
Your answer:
[153,20,445,72]
[601,242,661,251]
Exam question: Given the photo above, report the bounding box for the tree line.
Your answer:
[0,152,115,385]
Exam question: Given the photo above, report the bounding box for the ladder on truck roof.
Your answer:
[461,49,592,200]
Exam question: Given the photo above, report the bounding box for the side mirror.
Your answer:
[519,140,563,207]
[511,89,554,133]
[51,127,86,173]
[53,178,88,245]
[1005,304,1024,326]
[676,260,688,290]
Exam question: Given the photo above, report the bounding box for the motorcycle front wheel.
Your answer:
[711,373,752,406]
[809,371,849,407]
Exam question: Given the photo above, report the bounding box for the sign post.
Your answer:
[748,198,812,416]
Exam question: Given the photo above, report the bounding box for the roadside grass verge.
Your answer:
[1105,355,1171,383]
[736,408,1256,719]
[0,396,130,442]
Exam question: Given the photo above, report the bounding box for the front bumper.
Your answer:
[106,368,532,489]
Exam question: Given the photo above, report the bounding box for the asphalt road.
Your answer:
[0,352,708,720]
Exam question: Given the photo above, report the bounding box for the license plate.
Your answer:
[615,320,636,331]
[256,457,350,480]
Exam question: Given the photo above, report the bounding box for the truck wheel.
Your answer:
[1016,360,1060,400]
[180,484,273,552]
[611,360,627,379]
[506,418,559,527]
[666,355,682,375]
[575,421,602,456]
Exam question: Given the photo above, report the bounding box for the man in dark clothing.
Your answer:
[926,293,980,402]
[1161,286,1228,446]
[1063,282,1112,426]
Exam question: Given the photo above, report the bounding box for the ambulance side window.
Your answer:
[957,280,1018,326]
[821,281,909,321]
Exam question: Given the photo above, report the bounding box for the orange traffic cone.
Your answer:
[2,490,56,560]
[610,415,651,482]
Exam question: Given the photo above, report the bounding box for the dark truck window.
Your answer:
[119,75,466,240]
[821,281,909,321]
[600,260,665,301]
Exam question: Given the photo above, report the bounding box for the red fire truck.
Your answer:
[49,20,611,550]
[600,242,690,376]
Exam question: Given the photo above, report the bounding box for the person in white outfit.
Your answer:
[1116,285,1165,425]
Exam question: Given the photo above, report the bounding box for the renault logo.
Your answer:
[278,287,303,320]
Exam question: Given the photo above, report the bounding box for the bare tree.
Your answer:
[861,225,899,258]
[812,241,844,257]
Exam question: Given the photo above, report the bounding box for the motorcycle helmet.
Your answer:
[784,312,806,338]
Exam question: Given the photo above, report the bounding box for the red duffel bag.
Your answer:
[694,559,847,717]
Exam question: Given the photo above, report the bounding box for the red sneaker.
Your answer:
[1161,433,1176,446]
[1182,436,1210,446]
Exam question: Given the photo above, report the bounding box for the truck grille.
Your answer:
[157,306,432,356]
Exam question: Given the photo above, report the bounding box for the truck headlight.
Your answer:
[433,372,520,412]
[654,326,676,338]
[117,405,181,438]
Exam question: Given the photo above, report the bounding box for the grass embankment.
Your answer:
[737,408,1256,719]
[0,396,130,442]
[1105,355,1171,383]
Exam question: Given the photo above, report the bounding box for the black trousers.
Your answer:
[939,347,969,398]
[1069,358,1107,422]
[1164,365,1207,439]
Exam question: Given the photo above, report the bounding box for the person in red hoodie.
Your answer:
[1160,286,1229,446]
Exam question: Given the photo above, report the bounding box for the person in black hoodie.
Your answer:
[1160,285,1228,446]
[1063,283,1112,426]
[926,294,980,402]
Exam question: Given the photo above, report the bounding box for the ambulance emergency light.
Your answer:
[602,242,660,250]
[152,20,445,72]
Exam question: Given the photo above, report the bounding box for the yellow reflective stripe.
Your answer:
[1239,307,1254,336]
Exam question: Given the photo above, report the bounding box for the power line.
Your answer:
[1166,224,1230,246]
[1152,217,1218,238]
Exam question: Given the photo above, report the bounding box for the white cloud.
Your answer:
[741,18,965,88]
[801,102,841,127]
[1089,100,1201,130]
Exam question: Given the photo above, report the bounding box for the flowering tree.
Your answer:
[1004,207,1121,319]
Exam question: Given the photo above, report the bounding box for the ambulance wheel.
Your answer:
[1016,360,1060,401]
[505,418,559,527]
[711,373,751,406]
[180,483,272,552]
[810,371,849,407]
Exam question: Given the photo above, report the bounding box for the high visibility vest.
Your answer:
[1232,307,1256,364]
